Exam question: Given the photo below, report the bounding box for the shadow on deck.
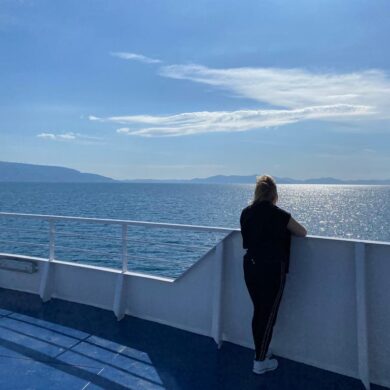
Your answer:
[0,288,387,390]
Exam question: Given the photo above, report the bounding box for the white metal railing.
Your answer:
[0,211,233,269]
[0,211,234,323]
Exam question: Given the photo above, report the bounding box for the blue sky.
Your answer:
[1,0,390,180]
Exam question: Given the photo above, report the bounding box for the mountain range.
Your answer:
[1,161,389,185]
[0,161,114,183]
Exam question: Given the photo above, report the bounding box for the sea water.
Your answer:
[0,183,389,277]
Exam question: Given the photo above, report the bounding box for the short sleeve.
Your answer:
[240,208,249,249]
[276,206,291,228]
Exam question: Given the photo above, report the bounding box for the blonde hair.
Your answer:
[253,175,278,204]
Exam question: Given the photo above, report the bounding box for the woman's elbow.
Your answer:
[298,227,307,237]
[288,218,307,237]
[291,227,307,237]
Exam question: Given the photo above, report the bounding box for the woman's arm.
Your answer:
[287,217,307,237]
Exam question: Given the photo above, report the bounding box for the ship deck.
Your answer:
[0,288,386,390]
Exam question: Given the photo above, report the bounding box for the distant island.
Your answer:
[0,161,114,183]
[189,175,390,185]
[1,161,389,185]
[125,175,390,185]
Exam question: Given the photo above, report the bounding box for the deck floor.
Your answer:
[0,288,387,390]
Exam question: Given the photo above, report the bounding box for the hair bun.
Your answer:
[253,175,277,204]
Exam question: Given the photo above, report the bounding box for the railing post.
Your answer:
[122,224,128,272]
[211,240,224,348]
[113,223,128,320]
[355,242,370,390]
[40,220,55,302]
[49,221,55,261]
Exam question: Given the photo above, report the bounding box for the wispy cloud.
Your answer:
[159,65,390,111]
[37,132,76,140]
[110,52,161,64]
[91,104,371,137]
[37,132,103,142]
[92,61,390,137]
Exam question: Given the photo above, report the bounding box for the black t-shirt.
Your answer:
[240,200,291,272]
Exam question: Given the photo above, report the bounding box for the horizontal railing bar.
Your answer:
[0,226,48,234]
[48,247,192,263]
[56,230,222,249]
[56,231,213,250]
[0,212,235,233]
[54,245,120,256]
[126,239,213,251]
[56,230,121,240]
[0,239,48,247]
[304,234,390,246]
[0,231,219,252]
[2,213,389,246]
[127,253,180,263]
[2,212,390,245]
[6,233,216,252]
[55,245,203,258]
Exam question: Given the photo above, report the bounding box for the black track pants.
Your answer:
[243,258,287,361]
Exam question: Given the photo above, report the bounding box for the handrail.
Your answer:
[0,212,232,276]
[0,212,235,233]
[0,211,234,315]
[1,212,390,247]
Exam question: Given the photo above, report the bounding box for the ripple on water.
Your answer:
[0,183,389,277]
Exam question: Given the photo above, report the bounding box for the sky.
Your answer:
[1,0,390,180]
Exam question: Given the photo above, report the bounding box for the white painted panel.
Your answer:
[274,237,358,377]
[124,248,216,336]
[222,233,359,378]
[366,244,390,388]
[52,262,118,311]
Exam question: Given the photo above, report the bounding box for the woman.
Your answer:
[240,175,307,375]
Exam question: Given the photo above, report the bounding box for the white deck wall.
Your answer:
[0,234,389,388]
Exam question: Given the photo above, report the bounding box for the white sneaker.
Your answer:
[253,358,279,374]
